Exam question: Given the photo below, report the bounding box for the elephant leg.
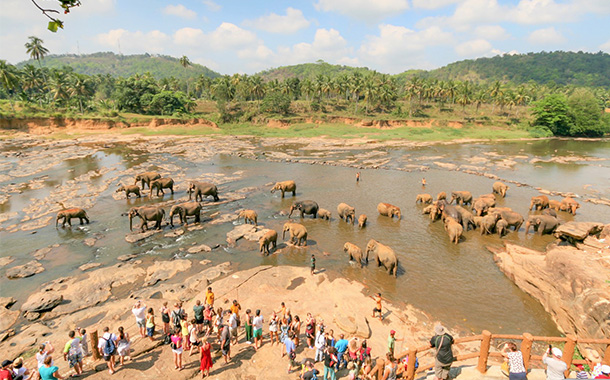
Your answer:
[79,217,84,225]
[195,214,200,224]
[281,190,285,198]
[170,187,174,194]
[67,218,72,227]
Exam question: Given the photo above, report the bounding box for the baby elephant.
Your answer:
[238,209,258,225]
[150,178,174,197]
[56,208,90,228]
[259,230,278,255]
[358,214,367,229]
[116,184,141,198]
[344,242,367,268]
[416,194,433,204]
[317,208,331,220]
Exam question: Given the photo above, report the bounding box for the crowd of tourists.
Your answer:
[1,287,608,380]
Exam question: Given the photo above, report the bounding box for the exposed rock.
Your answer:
[187,244,211,254]
[125,230,161,243]
[554,222,605,242]
[117,254,138,262]
[32,244,59,260]
[21,293,63,313]
[24,311,41,321]
[226,224,257,243]
[164,229,185,238]
[244,228,272,242]
[6,260,44,279]
[187,224,205,231]
[0,297,19,332]
[83,237,97,247]
[0,256,14,267]
[79,262,102,271]
[199,259,211,266]
[144,259,192,286]
[209,213,238,225]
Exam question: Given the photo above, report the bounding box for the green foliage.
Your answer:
[143,91,190,115]
[257,61,373,82]
[567,89,608,137]
[532,94,572,136]
[260,92,291,115]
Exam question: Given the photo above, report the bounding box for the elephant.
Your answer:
[479,193,496,201]
[488,207,513,215]
[150,178,174,197]
[259,229,278,255]
[188,182,219,202]
[366,239,398,277]
[282,222,308,246]
[377,203,401,219]
[415,194,433,204]
[238,209,258,225]
[134,172,161,189]
[444,217,463,244]
[525,215,560,235]
[436,192,447,201]
[437,200,462,225]
[473,197,495,216]
[270,180,296,198]
[317,208,331,220]
[455,205,476,231]
[337,203,356,224]
[473,216,483,230]
[358,214,367,229]
[542,208,558,218]
[128,206,165,232]
[169,202,201,227]
[498,210,524,232]
[492,182,509,198]
[480,213,500,235]
[529,195,549,210]
[116,184,141,198]
[289,200,319,218]
[560,197,580,215]
[548,199,562,211]
[426,204,441,221]
[344,242,367,268]
[451,191,473,206]
[496,219,508,237]
[56,208,90,227]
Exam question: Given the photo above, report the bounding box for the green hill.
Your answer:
[257,61,376,81]
[415,51,610,87]
[17,52,220,80]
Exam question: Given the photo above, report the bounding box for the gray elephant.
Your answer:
[415,194,433,204]
[496,219,508,237]
[473,197,495,216]
[455,205,476,231]
[480,213,500,235]
[377,203,401,219]
[444,216,463,244]
[492,181,509,198]
[188,182,219,202]
[548,199,562,211]
[56,208,90,227]
[259,229,278,255]
[116,184,141,198]
[437,200,462,225]
[529,195,549,210]
[525,215,560,235]
[337,203,355,224]
[358,214,367,229]
[169,202,201,227]
[238,209,258,225]
[317,208,331,220]
[134,172,161,189]
[560,197,580,215]
[344,242,367,268]
[270,180,296,198]
[150,178,174,197]
[128,206,165,231]
[289,200,319,218]
[282,222,308,246]
[366,239,398,277]
[450,191,473,206]
[436,192,447,201]
[542,208,558,218]
[498,210,524,232]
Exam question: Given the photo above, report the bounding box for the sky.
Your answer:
[1,0,609,75]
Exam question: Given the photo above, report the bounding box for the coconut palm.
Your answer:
[0,60,20,110]
[25,36,49,67]
[179,55,191,94]
[69,74,93,113]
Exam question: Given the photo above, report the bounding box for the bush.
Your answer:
[261,92,291,115]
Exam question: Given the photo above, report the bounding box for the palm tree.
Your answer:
[0,60,20,110]
[179,55,192,94]
[69,74,93,113]
[47,71,69,106]
[25,36,49,68]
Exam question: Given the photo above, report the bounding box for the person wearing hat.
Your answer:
[542,346,567,380]
[11,357,30,380]
[429,324,454,380]
[388,330,403,357]
[595,365,610,379]
[0,360,15,380]
[585,348,603,378]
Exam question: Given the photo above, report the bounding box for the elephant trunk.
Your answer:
[129,214,134,231]
[525,221,531,234]
[282,229,287,240]
[55,214,60,227]
[288,207,294,218]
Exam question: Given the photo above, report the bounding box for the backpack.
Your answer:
[102,335,115,356]
[171,310,182,330]
[163,334,172,345]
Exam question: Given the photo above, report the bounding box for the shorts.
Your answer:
[172,348,183,354]
[190,340,201,346]
[254,328,262,338]
[509,372,528,380]
[146,327,155,337]
[222,346,230,356]
[373,308,382,313]
[195,316,204,324]
[203,319,211,327]
[434,359,452,380]
[137,319,146,328]
[103,353,115,362]
[269,325,278,333]
[68,353,83,367]
[230,328,238,337]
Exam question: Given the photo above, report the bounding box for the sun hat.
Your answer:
[601,365,610,375]
[551,347,563,358]
[434,324,446,335]
[585,348,601,363]
[390,330,396,335]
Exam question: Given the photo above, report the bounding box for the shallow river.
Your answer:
[1,137,609,336]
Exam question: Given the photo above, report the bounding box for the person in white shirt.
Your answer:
[63,330,83,376]
[36,341,54,369]
[97,326,118,375]
[252,309,264,351]
[132,301,147,338]
[228,312,239,345]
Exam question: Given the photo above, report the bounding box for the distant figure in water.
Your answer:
[421,177,426,187]
[356,172,361,183]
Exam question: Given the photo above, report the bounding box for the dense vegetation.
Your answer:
[17,52,220,80]
[2,51,609,137]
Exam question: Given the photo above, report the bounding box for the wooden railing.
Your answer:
[394,331,610,380]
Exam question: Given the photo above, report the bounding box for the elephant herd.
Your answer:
[418,181,580,244]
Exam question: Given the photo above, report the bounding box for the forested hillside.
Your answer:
[17,52,220,80]
[257,61,375,81]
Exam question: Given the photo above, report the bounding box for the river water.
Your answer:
[1,136,609,336]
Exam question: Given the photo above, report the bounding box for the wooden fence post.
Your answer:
[563,335,576,378]
[90,330,100,360]
[521,333,533,370]
[604,345,610,366]
[477,330,492,374]
[406,348,418,380]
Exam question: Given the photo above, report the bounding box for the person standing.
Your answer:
[36,342,55,370]
[116,326,131,366]
[62,330,83,376]
[98,326,117,375]
[160,302,171,336]
[283,332,297,374]
[310,254,316,275]
[38,357,63,380]
[132,301,147,338]
[199,336,213,379]
[382,353,398,380]
[323,346,338,380]
[205,287,215,308]
[228,311,239,345]
[429,324,454,380]
[595,365,610,379]
[230,300,241,326]
[315,327,326,363]
[356,172,361,183]
[11,357,31,380]
[170,329,183,371]
[501,342,527,380]
[193,300,205,334]
[542,347,567,380]
[387,330,402,357]
[220,321,231,364]
[146,308,156,342]
[269,312,279,346]
[77,328,89,357]
[371,293,384,321]
[253,309,264,350]
[171,303,185,334]
[291,315,301,347]
[334,334,349,370]
[203,305,215,335]
[244,309,254,344]
[305,313,316,349]
[188,319,201,356]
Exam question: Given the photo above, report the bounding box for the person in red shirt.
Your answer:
[595,365,610,379]
[0,360,14,380]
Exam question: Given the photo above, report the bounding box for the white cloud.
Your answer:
[173,27,206,46]
[358,24,454,72]
[280,28,352,63]
[527,27,565,45]
[412,0,459,10]
[96,29,170,54]
[314,0,409,22]
[163,4,197,20]
[202,0,221,12]
[600,40,610,53]
[173,23,258,51]
[243,8,310,34]
[455,38,493,57]
[475,25,510,40]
